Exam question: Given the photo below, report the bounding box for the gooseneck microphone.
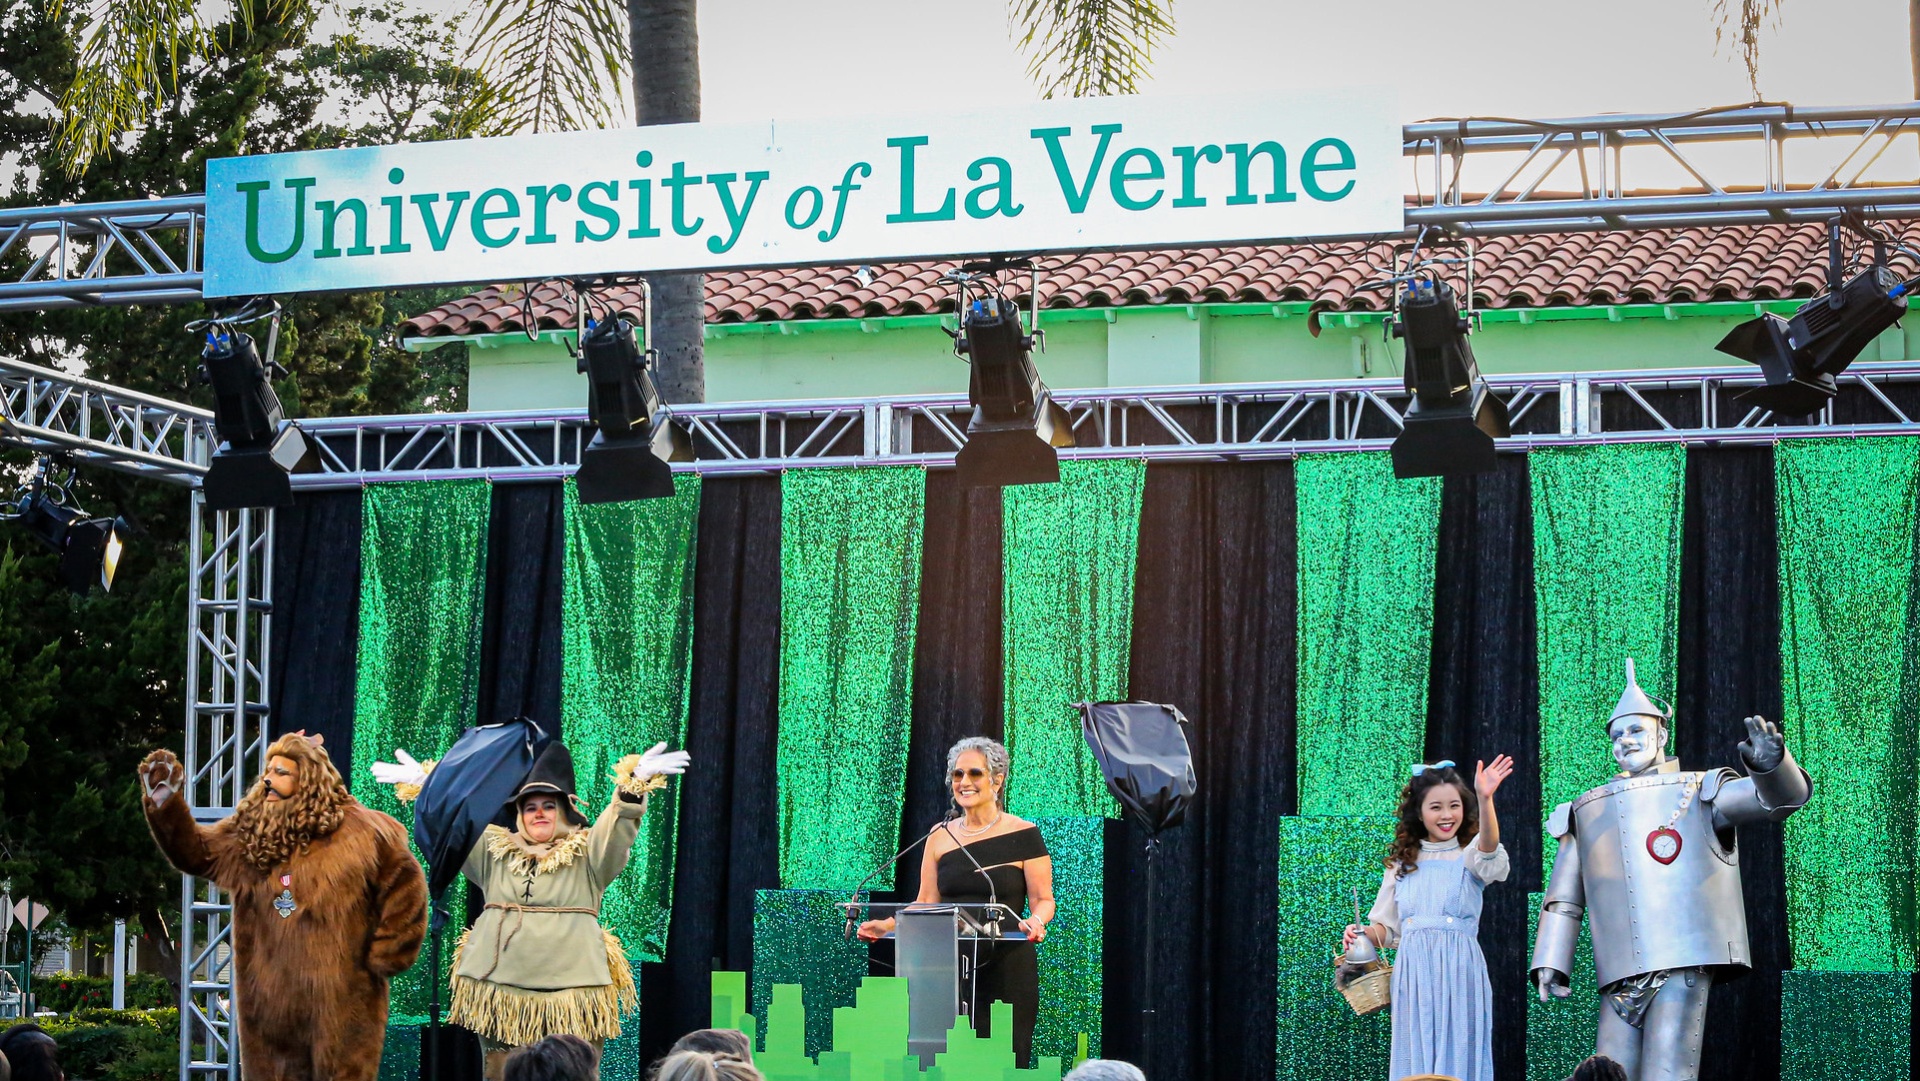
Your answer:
[937,817,1003,935]
[841,812,957,940]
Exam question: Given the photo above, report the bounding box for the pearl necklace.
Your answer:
[956,810,1002,836]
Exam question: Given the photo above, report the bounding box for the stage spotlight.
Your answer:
[1715,265,1909,416]
[574,315,692,504]
[951,276,1074,489]
[1388,277,1509,480]
[199,328,312,511]
[4,459,130,595]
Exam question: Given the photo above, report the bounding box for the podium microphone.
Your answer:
[937,818,1001,935]
[841,814,954,941]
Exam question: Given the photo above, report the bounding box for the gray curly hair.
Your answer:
[946,736,1011,807]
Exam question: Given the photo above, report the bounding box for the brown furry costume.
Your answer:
[141,734,427,1081]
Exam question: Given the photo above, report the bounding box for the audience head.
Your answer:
[503,1034,600,1081]
[669,1029,752,1059]
[653,1050,764,1081]
[0,1044,12,1081]
[1571,1055,1629,1081]
[0,1026,59,1081]
[1063,1060,1147,1081]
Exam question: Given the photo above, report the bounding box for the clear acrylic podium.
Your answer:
[841,901,1025,1065]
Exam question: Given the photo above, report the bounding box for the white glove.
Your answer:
[370,749,428,787]
[634,741,691,779]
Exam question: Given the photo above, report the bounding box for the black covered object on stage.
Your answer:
[1078,700,1196,836]
[412,716,547,905]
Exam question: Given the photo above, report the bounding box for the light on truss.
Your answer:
[1388,278,1510,479]
[4,458,130,595]
[199,328,313,510]
[1716,264,1908,416]
[574,315,693,504]
[950,266,1074,489]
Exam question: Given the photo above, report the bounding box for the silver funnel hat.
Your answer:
[1608,658,1672,727]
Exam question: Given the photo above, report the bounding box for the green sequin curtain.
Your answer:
[751,889,872,1058]
[1776,438,1920,971]
[1530,444,1686,840]
[351,479,492,1022]
[562,474,701,965]
[778,467,925,890]
[1003,458,1146,818]
[1294,453,1440,815]
[1523,890,1598,1081]
[1274,815,1393,1081]
[1032,816,1102,1061]
[1779,969,1913,1080]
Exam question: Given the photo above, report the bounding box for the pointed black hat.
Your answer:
[510,741,589,826]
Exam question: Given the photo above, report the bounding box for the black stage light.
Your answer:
[1716,265,1909,416]
[952,293,1074,488]
[574,315,692,504]
[199,329,312,511]
[1389,278,1509,479]
[5,463,129,595]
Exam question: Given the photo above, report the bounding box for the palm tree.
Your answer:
[1714,1,1920,99]
[50,0,1176,403]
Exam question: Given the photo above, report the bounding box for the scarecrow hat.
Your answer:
[510,741,589,826]
[1608,658,1673,729]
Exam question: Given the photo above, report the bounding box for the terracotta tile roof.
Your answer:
[398,222,1920,338]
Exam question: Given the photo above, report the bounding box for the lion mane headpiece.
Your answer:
[229,732,356,872]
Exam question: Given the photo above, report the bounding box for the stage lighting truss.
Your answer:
[565,277,693,504]
[1715,214,1917,416]
[1,454,130,594]
[1369,234,1511,479]
[190,299,313,510]
[944,257,1075,488]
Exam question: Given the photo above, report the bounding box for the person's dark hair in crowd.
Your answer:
[652,1050,764,1081]
[502,1034,600,1081]
[1570,1055,1628,1081]
[0,1043,13,1081]
[645,1029,754,1079]
[0,1025,60,1081]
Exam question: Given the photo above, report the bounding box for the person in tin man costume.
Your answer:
[1531,660,1812,1081]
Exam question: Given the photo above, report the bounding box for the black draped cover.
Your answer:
[268,450,1803,1080]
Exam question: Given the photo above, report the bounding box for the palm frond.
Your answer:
[1711,0,1781,99]
[1011,0,1175,100]
[467,0,629,133]
[52,0,211,174]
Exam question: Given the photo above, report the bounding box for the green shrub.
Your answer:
[40,1009,179,1081]
[31,971,171,1013]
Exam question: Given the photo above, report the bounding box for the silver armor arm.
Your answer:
[1531,802,1584,991]
[1709,744,1812,830]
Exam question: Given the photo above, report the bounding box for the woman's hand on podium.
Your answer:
[856,919,891,943]
[1018,917,1047,943]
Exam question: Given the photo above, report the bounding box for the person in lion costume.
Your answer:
[140,732,427,1081]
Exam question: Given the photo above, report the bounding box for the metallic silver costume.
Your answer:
[1531,661,1812,1081]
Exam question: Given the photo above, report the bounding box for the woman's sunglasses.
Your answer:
[950,768,991,782]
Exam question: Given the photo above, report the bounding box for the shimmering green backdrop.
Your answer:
[1530,444,1686,846]
[1294,453,1441,815]
[778,467,925,890]
[351,479,492,1022]
[561,474,701,965]
[1031,816,1102,1061]
[1779,970,1913,1080]
[1776,438,1920,972]
[1002,458,1145,818]
[1274,816,1394,1081]
[751,889,871,1058]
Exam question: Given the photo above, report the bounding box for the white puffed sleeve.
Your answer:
[1366,866,1401,947]
[1468,841,1510,884]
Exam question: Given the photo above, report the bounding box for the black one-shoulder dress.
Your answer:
[934,824,1049,1066]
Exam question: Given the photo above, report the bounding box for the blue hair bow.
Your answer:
[1411,759,1455,777]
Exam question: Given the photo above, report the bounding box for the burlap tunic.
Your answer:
[447,795,644,1045]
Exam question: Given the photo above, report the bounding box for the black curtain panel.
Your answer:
[1676,445,1787,1081]
[639,475,786,1065]
[268,489,364,768]
[1427,453,1540,1081]
[475,483,566,734]
[1114,460,1300,1081]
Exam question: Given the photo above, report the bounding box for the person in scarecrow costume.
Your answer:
[375,739,689,1080]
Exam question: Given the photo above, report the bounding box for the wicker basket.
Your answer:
[1334,955,1392,1016]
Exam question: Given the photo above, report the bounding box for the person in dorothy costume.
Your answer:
[1344,754,1515,1081]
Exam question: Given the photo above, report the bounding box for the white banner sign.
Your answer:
[205,90,1401,298]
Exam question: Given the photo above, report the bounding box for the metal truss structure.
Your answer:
[176,500,273,1081]
[0,358,212,481]
[8,103,1920,311]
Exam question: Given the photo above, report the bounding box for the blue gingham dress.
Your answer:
[1371,840,1508,1081]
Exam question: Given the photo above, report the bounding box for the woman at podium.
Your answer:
[858,736,1055,1065]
